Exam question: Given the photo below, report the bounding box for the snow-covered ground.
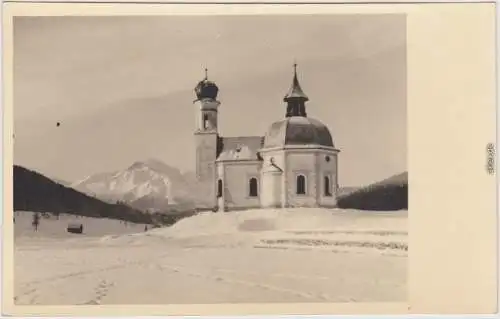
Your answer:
[14,208,407,305]
[14,211,149,241]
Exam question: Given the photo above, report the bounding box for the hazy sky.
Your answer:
[13,14,406,187]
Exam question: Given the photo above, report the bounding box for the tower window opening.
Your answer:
[203,114,209,130]
[324,175,332,197]
[217,179,223,198]
[296,174,306,195]
[249,177,258,197]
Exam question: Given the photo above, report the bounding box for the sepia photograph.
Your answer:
[3,2,496,316]
[11,13,408,306]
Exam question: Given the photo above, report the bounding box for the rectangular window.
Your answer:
[217,179,223,198]
[296,174,306,195]
[203,114,209,130]
[324,175,332,197]
[249,177,258,197]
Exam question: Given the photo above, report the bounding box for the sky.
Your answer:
[13,14,406,187]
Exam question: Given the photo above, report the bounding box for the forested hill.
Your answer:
[337,172,408,211]
[13,165,154,224]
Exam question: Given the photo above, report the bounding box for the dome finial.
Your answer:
[204,67,208,80]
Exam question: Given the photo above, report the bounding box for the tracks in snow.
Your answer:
[15,238,406,305]
[15,249,349,305]
[14,253,169,305]
[81,280,115,305]
[155,263,335,302]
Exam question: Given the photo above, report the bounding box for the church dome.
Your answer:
[194,68,219,101]
[263,116,335,149]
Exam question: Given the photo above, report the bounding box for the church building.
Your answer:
[193,64,340,212]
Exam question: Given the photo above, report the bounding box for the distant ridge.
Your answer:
[13,165,155,224]
[337,172,408,211]
[71,158,196,213]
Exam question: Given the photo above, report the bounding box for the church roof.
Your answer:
[216,136,264,162]
[263,116,335,149]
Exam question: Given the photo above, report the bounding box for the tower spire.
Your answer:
[204,67,208,80]
[284,62,308,117]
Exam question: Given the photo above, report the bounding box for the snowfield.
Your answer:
[14,208,407,305]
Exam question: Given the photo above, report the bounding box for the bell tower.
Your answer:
[194,68,220,133]
[193,68,219,209]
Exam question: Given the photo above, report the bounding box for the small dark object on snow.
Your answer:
[67,223,83,234]
[32,213,40,232]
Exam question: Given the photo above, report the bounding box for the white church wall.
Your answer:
[317,151,339,207]
[194,132,218,209]
[217,161,262,211]
[285,150,319,207]
[259,151,286,208]
[216,163,225,212]
[260,172,282,208]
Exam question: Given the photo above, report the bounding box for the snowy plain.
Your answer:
[14,208,407,305]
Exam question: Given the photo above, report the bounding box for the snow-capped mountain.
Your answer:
[71,159,196,212]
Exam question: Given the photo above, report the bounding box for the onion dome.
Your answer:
[194,68,219,101]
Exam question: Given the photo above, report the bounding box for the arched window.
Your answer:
[296,174,306,195]
[324,175,332,196]
[217,179,223,198]
[249,177,258,197]
[203,114,209,130]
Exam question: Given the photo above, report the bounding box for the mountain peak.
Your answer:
[72,159,196,212]
[132,158,163,166]
[128,161,148,170]
[128,158,175,173]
